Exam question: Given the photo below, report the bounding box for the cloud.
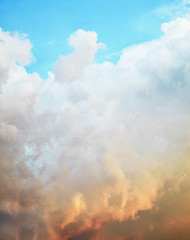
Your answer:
[54,29,104,83]
[184,0,190,4]
[0,16,190,240]
[0,29,33,87]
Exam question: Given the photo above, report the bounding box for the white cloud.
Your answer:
[0,29,33,87]
[0,16,190,239]
[184,0,190,4]
[54,29,104,82]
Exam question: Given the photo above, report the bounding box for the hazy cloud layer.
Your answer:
[0,17,190,240]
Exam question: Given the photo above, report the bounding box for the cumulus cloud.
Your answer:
[0,16,190,240]
[54,29,104,83]
[0,29,33,87]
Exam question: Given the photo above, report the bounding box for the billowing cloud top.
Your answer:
[0,18,190,240]
[55,30,104,82]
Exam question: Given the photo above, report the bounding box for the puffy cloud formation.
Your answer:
[0,18,190,240]
[54,30,104,82]
[0,28,32,87]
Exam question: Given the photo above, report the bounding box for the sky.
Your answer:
[0,0,182,77]
[0,0,190,240]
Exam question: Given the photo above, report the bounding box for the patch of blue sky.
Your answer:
[0,0,183,78]
[24,140,61,181]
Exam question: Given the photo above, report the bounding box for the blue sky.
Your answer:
[0,0,180,77]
